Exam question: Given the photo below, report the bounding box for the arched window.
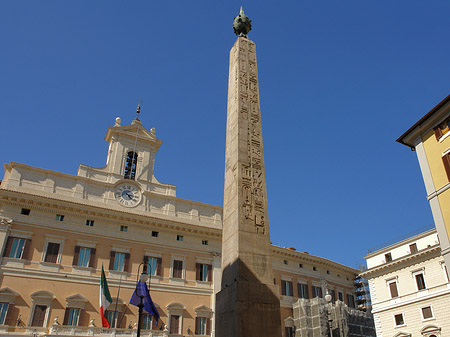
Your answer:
[124,151,138,180]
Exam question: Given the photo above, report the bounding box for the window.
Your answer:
[394,313,404,326]
[31,304,48,327]
[63,308,80,326]
[313,267,317,271]
[415,273,426,290]
[142,313,157,330]
[202,240,208,245]
[442,153,450,181]
[434,118,450,140]
[299,263,303,268]
[120,226,128,232]
[285,327,295,337]
[385,253,392,262]
[106,310,118,328]
[85,220,94,227]
[312,286,322,298]
[3,237,25,259]
[124,151,138,180]
[20,208,30,215]
[172,260,183,278]
[327,270,330,274]
[422,306,433,320]
[330,290,336,303]
[169,314,180,334]
[282,281,293,296]
[72,246,96,268]
[196,263,212,282]
[195,317,211,335]
[0,303,9,325]
[347,294,355,308]
[283,260,288,265]
[338,291,344,302]
[144,256,162,276]
[388,280,399,298]
[56,214,64,221]
[410,243,418,254]
[177,235,183,241]
[109,251,130,272]
[298,283,309,299]
[151,231,159,237]
[44,242,60,263]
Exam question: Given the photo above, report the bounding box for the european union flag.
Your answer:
[129,280,160,326]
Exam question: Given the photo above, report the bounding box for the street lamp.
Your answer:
[324,291,333,337]
[136,260,149,337]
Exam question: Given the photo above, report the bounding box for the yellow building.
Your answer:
[0,116,359,337]
[397,93,450,278]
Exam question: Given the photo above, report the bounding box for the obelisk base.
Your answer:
[215,261,281,337]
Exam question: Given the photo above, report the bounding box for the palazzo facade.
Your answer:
[0,117,359,337]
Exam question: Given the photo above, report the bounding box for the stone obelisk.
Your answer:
[215,8,281,337]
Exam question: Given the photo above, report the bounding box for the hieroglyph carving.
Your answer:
[238,39,266,235]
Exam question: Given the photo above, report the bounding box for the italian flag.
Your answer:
[99,265,112,328]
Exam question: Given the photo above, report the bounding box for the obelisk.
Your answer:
[215,8,281,337]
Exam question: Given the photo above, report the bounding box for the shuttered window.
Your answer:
[442,153,450,181]
[31,305,47,327]
[196,263,212,282]
[172,260,183,279]
[415,273,426,290]
[281,281,293,296]
[143,256,162,276]
[169,315,180,334]
[389,281,399,298]
[44,242,60,263]
[422,306,433,319]
[109,251,130,272]
[298,283,309,299]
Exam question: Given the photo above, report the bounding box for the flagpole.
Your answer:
[112,273,123,328]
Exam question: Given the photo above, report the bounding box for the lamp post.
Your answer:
[136,260,149,337]
[324,291,333,337]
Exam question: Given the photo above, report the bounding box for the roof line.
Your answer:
[396,92,450,148]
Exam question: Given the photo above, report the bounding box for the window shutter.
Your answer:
[195,317,199,335]
[196,263,201,281]
[152,315,158,330]
[282,281,286,295]
[207,264,212,282]
[4,303,14,326]
[45,243,60,263]
[63,308,70,325]
[389,282,398,298]
[72,246,80,265]
[143,255,149,264]
[124,253,130,272]
[109,251,115,270]
[434,126,443,140]
[2,237,13,257]
[78,309,85,326]
[443,154,450,181]
[89,248,96,268]
[157,257,162,276]
[206,318,211,335]
[22,239,32,260]
[289,282,293,296]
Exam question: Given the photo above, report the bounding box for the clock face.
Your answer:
[114,184,141,207]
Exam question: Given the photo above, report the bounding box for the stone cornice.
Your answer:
[271,246,358,275]
[0,189,222,238]
[360,246,441,278]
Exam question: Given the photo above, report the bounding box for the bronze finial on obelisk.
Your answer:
[215,9,281,337]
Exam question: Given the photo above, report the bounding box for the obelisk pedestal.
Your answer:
[215,22,281,337]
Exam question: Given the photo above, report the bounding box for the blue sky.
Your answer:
[2,1,450,269]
